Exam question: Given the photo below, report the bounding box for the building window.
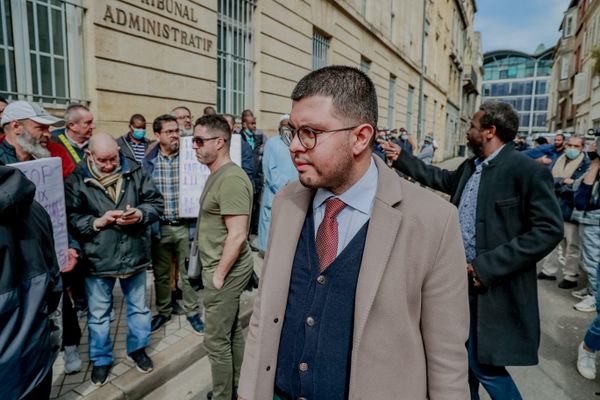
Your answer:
[560,57,570,80]
[564,16,573,38]
[0,1,16,97]
[217,0,256,116]
[0,0,84,105]
[360,57,371,75]
[312,30,329,71]
[387,75,396,128]
[407,85,414,132]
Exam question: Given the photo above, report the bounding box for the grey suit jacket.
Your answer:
[238,156,469,400]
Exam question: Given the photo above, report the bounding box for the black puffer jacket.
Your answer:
[0,166,62,399]
[65,154,164,277]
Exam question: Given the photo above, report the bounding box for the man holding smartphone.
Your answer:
[65,133,164,386]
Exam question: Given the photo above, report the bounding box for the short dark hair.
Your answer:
[555,133,565,141]
[291,65,378,129]
[153,114,177,133]
[194,114,231,145]
[241,109,254,119]
[203,106,216,115]
[534,136,548,145]
[479,101,519,143]
[0,97,7,105]
[129,113,146,125]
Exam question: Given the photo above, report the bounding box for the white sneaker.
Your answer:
[572,287,590,300]
[64,345,82,374]
[574,295,597,312]
[577,342,597,380]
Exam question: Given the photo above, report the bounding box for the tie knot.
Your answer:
[324,198,346,219]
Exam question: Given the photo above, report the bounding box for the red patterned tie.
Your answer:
[316,198,347,272]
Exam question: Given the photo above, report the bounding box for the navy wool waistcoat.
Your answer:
[275,206,369,400]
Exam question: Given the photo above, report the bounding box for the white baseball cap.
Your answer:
[1,100,65,127]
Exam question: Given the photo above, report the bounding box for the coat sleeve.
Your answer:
[65,173,98,238]
[421,206,470,400]
[135,170,164,226]
[473,166,564,287]
[392,150,461,195]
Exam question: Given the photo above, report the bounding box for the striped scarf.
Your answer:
[87,157,123,203]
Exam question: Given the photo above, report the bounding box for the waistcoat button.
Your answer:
[298,362,309,372]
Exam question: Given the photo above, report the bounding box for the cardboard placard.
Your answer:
[12,157,69,271]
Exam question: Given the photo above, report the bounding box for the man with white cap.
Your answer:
[257,114,298,254]
[0,100,64,162]
[0,100,83,376]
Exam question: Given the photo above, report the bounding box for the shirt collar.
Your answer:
[475,144,505,167]
[65,131,88,149]
[313,158,378,216]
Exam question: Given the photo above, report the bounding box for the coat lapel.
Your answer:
[351,157,403,369]
[266,183,314,314]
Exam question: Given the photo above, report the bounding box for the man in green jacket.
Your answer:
[65,133,164,386]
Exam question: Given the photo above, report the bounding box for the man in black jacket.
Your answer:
[0,166,62,400]
[65,133,164,386]
[380,101,563,399]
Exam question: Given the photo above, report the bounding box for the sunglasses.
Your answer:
[192,136,224,146]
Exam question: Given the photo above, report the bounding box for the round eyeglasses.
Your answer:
[280,125,358,150]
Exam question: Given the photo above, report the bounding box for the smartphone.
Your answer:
[122,208,136,217]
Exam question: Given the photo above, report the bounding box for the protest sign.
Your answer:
[179,134,242,218]
[12,157,69,271]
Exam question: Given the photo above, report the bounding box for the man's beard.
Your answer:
[17,127,50,159]
[179,126,193,137]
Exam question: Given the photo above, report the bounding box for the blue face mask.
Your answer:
[565,148,581,160]
[132,128,145,140]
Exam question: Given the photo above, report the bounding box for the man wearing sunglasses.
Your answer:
[192,114,254,400]
[238,66,469,400]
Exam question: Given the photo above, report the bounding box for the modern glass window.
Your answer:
[0,0,84,104]
[387,75,396,128]
[534,112,547,127]
[535,80,548,95]
[519,113,530,127]
[217,0,256,116]
[360,57,371,75]
[534,97,548,111]
[406,85,414,132]
[312,31,329,71]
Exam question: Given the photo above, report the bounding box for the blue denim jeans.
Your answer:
[468,298,523,400]
[579,224,600,297]
[584,264,600,351]
[85,270,151,366]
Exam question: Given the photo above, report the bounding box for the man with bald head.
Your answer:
[65,133,164,386]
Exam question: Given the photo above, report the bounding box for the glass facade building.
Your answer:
[482,48,554,135]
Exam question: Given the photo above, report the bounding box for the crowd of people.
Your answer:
[2,64,600,400]
[0,96,296,400]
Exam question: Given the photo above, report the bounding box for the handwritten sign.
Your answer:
[11,158,69,271]
[179,135,242,218]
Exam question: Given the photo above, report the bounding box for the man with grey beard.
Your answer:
[0,101,69,167]
[171,105,194,136]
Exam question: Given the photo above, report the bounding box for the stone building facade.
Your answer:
[0,0,482,160]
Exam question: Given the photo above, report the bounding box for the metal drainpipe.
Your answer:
[417,0,426,143]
